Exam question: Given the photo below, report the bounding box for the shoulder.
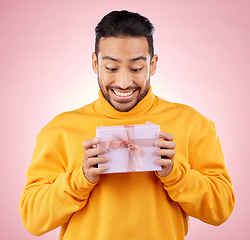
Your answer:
[39,102,95,134]
[156,96,206,116]
[156,96,216,129]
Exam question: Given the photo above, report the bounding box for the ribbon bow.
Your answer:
[105,125,145,172]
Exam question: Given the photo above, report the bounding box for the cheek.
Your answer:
[142,79,150,89]
[136,71,150,88]
[98,71,113,87]
[142,65,150,79]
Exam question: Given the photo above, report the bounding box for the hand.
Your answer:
[82,137,109,183]
[154,131,176,177]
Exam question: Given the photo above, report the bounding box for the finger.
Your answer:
[83,137,99,150]
[85,156,109,168]
[84,147,108,159]
[157,131,174,141]
[155,158,173,168]
[155,139,176,149]
[88,166,109,175]
[154,149,175,159]
[155,158,173,177]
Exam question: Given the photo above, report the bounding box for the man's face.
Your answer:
[92,37,158,112]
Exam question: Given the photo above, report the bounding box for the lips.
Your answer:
[113,89,134,97]
[110,88,137,101]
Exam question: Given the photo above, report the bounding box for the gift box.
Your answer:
[96,124,161,174]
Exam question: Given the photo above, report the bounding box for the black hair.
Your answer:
[95,10,155,58]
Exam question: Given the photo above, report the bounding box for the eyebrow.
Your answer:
[130,56,147,62]
[102,56,120,62]
[102,56,147,63]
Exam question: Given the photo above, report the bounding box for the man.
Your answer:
[19,10,235,240]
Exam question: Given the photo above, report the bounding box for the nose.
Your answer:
[115,70,133,89]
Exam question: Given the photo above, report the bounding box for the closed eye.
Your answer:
[106,67,117,72]
[131,67,143,73]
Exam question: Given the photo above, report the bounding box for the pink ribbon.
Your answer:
[99,125,158,172]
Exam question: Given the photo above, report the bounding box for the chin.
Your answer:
[111,101,139,112]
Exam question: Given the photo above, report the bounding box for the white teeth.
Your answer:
[113,90,134,97]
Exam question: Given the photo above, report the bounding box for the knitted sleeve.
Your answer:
[19,132,97,236]
[156,116,235,225]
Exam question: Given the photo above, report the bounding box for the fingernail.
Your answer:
[155,159,160,164]
[154,150,159,155]
[102,147,108,153]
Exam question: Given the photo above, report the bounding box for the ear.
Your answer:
[92,52,98,74]
[150,54,158,76]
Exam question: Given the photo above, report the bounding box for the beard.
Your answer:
[98,76,150,112]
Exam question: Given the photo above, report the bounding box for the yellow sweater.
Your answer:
[19,86,235,240]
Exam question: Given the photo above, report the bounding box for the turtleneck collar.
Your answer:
[93,86,157,119]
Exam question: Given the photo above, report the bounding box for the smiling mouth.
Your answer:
[106,85,141,103]
[113,89,134,97]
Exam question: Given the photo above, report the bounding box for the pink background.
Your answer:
[1,0,249,239]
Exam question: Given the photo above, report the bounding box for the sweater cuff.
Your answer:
[155,159,187,188]
[71,165,99,198]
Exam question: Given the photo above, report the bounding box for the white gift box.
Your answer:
[96,124,161,174]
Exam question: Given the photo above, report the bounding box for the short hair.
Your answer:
[95,10,155,59]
